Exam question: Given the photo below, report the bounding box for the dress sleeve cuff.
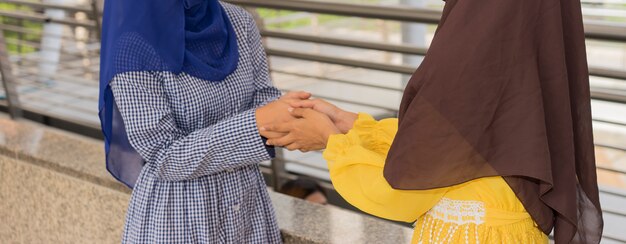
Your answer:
[352,113,398,155]
[323,132,357,164]
[211,108,273,167]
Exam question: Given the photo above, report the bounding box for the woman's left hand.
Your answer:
[262,108,341,152]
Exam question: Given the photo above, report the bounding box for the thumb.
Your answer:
[289,108,309,118]
[283,91,311,100]
[288,99,316,108]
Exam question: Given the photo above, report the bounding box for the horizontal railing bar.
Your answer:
[10,57,95,67]
[273,71,626,130]
[0,0,92,13]
[600,185,626,199]
[7,57,97,70]
[20,95,96,115]
[15,80,97,100]
[0,10,96,28]
[603,207,626,218]
[12,88,90,110]
[273,72,626,130]
[597,165,626,175]
[590,88,626,104]
[593,118,626,127]
[0,23,45,35]
[15,55,99,69]
[278,88,397,111]
[19,56,101,69]
[602,234,626,243]
[4,36,97,51]
[4,37,101,55]
[0,104,102,139]
[589,66,626,80]
[582,0,626,4]
[227,0,626,42]
[225,0,442,23]
[267,48,416,74]
[16,69,97,86]
[17,76,98,91]
[11,57,98,71]
[277,157,329,171]
[0,24,98,42]
[262,30,427,56]
[263,31,626,81]
[595,143,626,152]
[584,8,626,18]
[16,61,99,74]
[264,12,313,25]
[271,69,404,92]
[267,49,626,83]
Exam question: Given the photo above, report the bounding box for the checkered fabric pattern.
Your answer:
[109,3,282,243]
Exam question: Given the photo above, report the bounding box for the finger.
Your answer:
[261,122,292,133]
[285,143,300,151]
[289,108,319,118]
[267,134,296,147]
[283,91,311,100]
[261,131,287,139]
[289,108,310,118]
[287,99,316,108]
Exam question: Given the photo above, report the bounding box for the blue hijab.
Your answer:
[98,0,239,188]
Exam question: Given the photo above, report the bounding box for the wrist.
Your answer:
[335,111,358,134]
[322,126,342,146]
[255,106,268,129]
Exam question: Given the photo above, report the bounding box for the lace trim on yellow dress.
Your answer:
[415,198,485,244]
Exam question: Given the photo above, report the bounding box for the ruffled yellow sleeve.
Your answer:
[323,113,448,223]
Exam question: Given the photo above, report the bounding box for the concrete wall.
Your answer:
[0,155,129,243]
[0,117,413,244]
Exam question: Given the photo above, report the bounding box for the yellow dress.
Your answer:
[323,113,548,244]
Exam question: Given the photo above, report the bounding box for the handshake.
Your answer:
[255,91,358,152]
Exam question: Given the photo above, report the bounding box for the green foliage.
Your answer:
[256,8,343,30]
[0,3,42,54]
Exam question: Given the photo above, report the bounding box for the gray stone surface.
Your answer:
[0,117,129,193]
[0,117,413,244]
[0,155,129,244]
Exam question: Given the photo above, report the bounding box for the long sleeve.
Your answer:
[110,71,271,182]
[323,113,448,222]
[246,16,281,154]
[247,16,281,107]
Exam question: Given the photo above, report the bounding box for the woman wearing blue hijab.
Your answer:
[98,0,303,242]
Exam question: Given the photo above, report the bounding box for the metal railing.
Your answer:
[0,30,20,118]
[0,0,624,180]
[0,1,626,241]
[0,0,101,128]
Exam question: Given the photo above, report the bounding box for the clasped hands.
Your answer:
[255,91,358,152]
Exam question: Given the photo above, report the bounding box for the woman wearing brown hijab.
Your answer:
[263,0,604,243]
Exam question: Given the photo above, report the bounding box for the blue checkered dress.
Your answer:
[109,3,282,243]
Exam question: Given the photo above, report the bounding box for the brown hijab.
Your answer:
[385,0,603,243]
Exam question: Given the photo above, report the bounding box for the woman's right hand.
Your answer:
[287,99,358,134]
[256,91,311,138]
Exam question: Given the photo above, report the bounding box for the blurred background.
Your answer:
[0,0,625,242]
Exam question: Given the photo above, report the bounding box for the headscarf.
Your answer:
[384,0,603,242]
[98,0,239,188]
